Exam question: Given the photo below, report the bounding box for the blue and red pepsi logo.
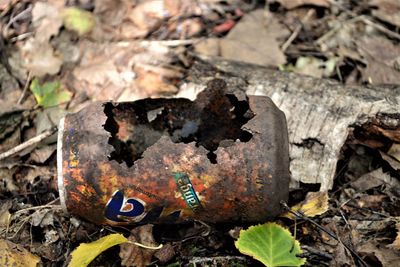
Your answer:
[104,190,181,223]
[105,190,146,223]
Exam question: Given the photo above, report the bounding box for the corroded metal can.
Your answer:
[57,79,290,225]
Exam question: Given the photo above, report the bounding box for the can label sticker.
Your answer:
[173,172,202,211]
[105,190,146,222]
[104,190,183,223]
[104,172,202,223]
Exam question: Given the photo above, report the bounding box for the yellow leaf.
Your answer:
[62,7,95,35]
[0,239,40,267]
[282,191,329,220]
[68,233,128,267]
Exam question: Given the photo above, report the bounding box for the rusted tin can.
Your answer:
[57,79,289,225]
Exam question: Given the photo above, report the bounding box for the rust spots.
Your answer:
[59,78,290,224]
[76,184,96,196]
[103,79,254,167]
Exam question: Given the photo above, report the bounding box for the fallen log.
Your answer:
[181,56,400,190]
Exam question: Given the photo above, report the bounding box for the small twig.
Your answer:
[10,31,34,42]
[5,4,32,30]
[327,0,400,40]
[281,9,315,52]
[361,16,400,40]
[14,204,62,215]
[6,216,31,240]
[281,201,368,267]
[0,126,57,161]
[316,16,359,45]
[339,209,351,232]
[343,202,390,218]
[17,71,31,105]
[336,64,343,83]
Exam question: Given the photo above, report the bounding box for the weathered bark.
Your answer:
[181,56,400,190]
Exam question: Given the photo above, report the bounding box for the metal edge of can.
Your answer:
[57,116,68,213]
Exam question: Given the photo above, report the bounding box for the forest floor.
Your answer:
[0,0,399,266]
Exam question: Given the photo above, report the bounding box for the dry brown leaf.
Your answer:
[318,21,361,55]
[21,39,63,77]
[361,59,400,85]
[29,145,56,163]
[358,241,400,267]
[134,63,181,95]
[126,0,166,38]
[119,224,159,267]
[358,36,400,63]
[357,36,400,84]
[71,41,139,100]
[349,218,395,235]
[0,239,41,267]
[194,38,220,56]
[154,243,175,263]
[94,0,128,26]
[371,0,400,28]
[31,209,54,227]
[0,0,13,11]
[351,168,399,192]
[93,0,149,40]
[72,40,179,101]
[357,194,387,209]
[276,0,329,9]
[164,0,201,17]
[0,168,18,193]
[92,0,135,40]
[219,10,288,67]
[0,64,22,107]
[31,1,63,43]
[331,243,355,267]
[93,0,203,40]
[23,166,54,185]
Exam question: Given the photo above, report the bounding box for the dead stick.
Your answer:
[281,9,315,52]
[17,71,31,105]
[0,127,57,161]
[328,0,400,40]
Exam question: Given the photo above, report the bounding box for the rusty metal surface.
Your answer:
[58,79,289,225]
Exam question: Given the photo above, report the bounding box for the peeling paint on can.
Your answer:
[57,79,290,225]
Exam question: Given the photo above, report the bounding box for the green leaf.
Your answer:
[235,223,306,267]
[68,233,128,267]
[62,7,95,35]
[30,78,72,108]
